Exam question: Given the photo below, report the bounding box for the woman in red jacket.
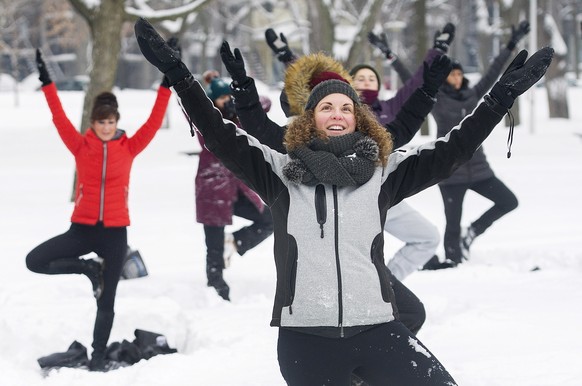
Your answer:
[25,49,171,371]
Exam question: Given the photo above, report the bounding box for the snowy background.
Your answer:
[0,76,581,386]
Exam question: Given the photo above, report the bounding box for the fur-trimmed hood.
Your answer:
[284,53,355,117]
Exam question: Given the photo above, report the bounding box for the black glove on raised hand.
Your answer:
[433,23,456,53]
[219,41,250,87]
[506,20,530,50]
[161,36,181,88]
[265,28,295,64]
[36,49,52,86]
[134,18,190,86]
[421,55,453,98]
[489,47,554,109]
[367,31,395,61]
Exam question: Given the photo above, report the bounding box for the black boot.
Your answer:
[47,258,104,299]
[89,310,114,372]
[206,266,230,301]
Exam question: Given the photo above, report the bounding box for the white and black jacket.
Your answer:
[174,76,506,335]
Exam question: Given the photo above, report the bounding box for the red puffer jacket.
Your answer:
[42,83,171,227]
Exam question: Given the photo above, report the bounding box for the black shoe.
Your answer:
[421,256,460,270]
[207,267,230,301]
[421,255,442,270]
[89,350,107,372]
[460,226,477,261]
[134,18,190,85]
[85,259,104,300]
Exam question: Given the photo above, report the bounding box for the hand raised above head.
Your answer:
[265,28,295,64]
[219,41,249,87]
[489,47,554,109]
[367,31,394,60]
[421,55,453,98]
[134,17,190,86]
[433,22,456,53]
[36,49,52,86]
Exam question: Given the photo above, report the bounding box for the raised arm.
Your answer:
[36,49,83,153]
[387,55,452,149]
[384,47,554,207]
[219,41,287,153]
[367,31,412,83]
[134,18,287,203]
[473,21,530,98]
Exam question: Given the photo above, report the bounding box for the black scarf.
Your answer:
[283,131,379,186]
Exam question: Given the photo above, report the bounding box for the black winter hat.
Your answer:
[304,73,361,111]
[349,64,382,91]
[450,60,464,72]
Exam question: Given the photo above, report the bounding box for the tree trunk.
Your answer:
[538,2,569,118]
[344,0,384,70]
[311,1,334,54]
[413,0,430,135]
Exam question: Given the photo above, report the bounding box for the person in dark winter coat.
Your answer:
[195,76,274,301]
[424,20,531,269]
[26,49,171,371]
[135,17,552,384]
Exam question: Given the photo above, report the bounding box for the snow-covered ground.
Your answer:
[0,79,581,386]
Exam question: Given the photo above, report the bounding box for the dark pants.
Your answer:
[439,175,518,262]
[26,222,127,311]
[203,193,273,269]
[26,223,127,355]
[278,321,456,386]
[391,277,425,335]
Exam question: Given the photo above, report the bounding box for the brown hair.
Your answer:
[284,103,393,167]
[90,92,120,122]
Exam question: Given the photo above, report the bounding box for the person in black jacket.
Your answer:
[424,20,531,269]
[218,44,451,337]
[134,16,552,386]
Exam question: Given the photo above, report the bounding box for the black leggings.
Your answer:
[204,193,273,269]
[26,222,127,311]
[439,176,518,262]
[278,321,456,386]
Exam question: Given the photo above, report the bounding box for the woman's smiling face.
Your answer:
[314,93,356,137]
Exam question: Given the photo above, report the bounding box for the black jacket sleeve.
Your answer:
[232,78,287,153]
[383,97,507,207]
[386,89,435,149]
[174,76,285,205]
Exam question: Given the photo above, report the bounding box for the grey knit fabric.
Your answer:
[305,79,360,111]
[283,132,378,186]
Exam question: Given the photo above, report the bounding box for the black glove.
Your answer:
[219,41,250,87]
[134,18,190,86]
[367,31,395,60]
[265,28,295,64]
[433,23,456,53]
[489,47,554,109]
[36,49,52,86]
[421,55,453,98]
[160,36,181,88]
[506,20,530,50]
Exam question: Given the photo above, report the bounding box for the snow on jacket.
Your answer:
[41,83,171,227]
[432,47,512,185]
[195,133,264,226]
[174,76,505,330]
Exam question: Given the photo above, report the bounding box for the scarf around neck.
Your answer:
[283,131,379,186]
